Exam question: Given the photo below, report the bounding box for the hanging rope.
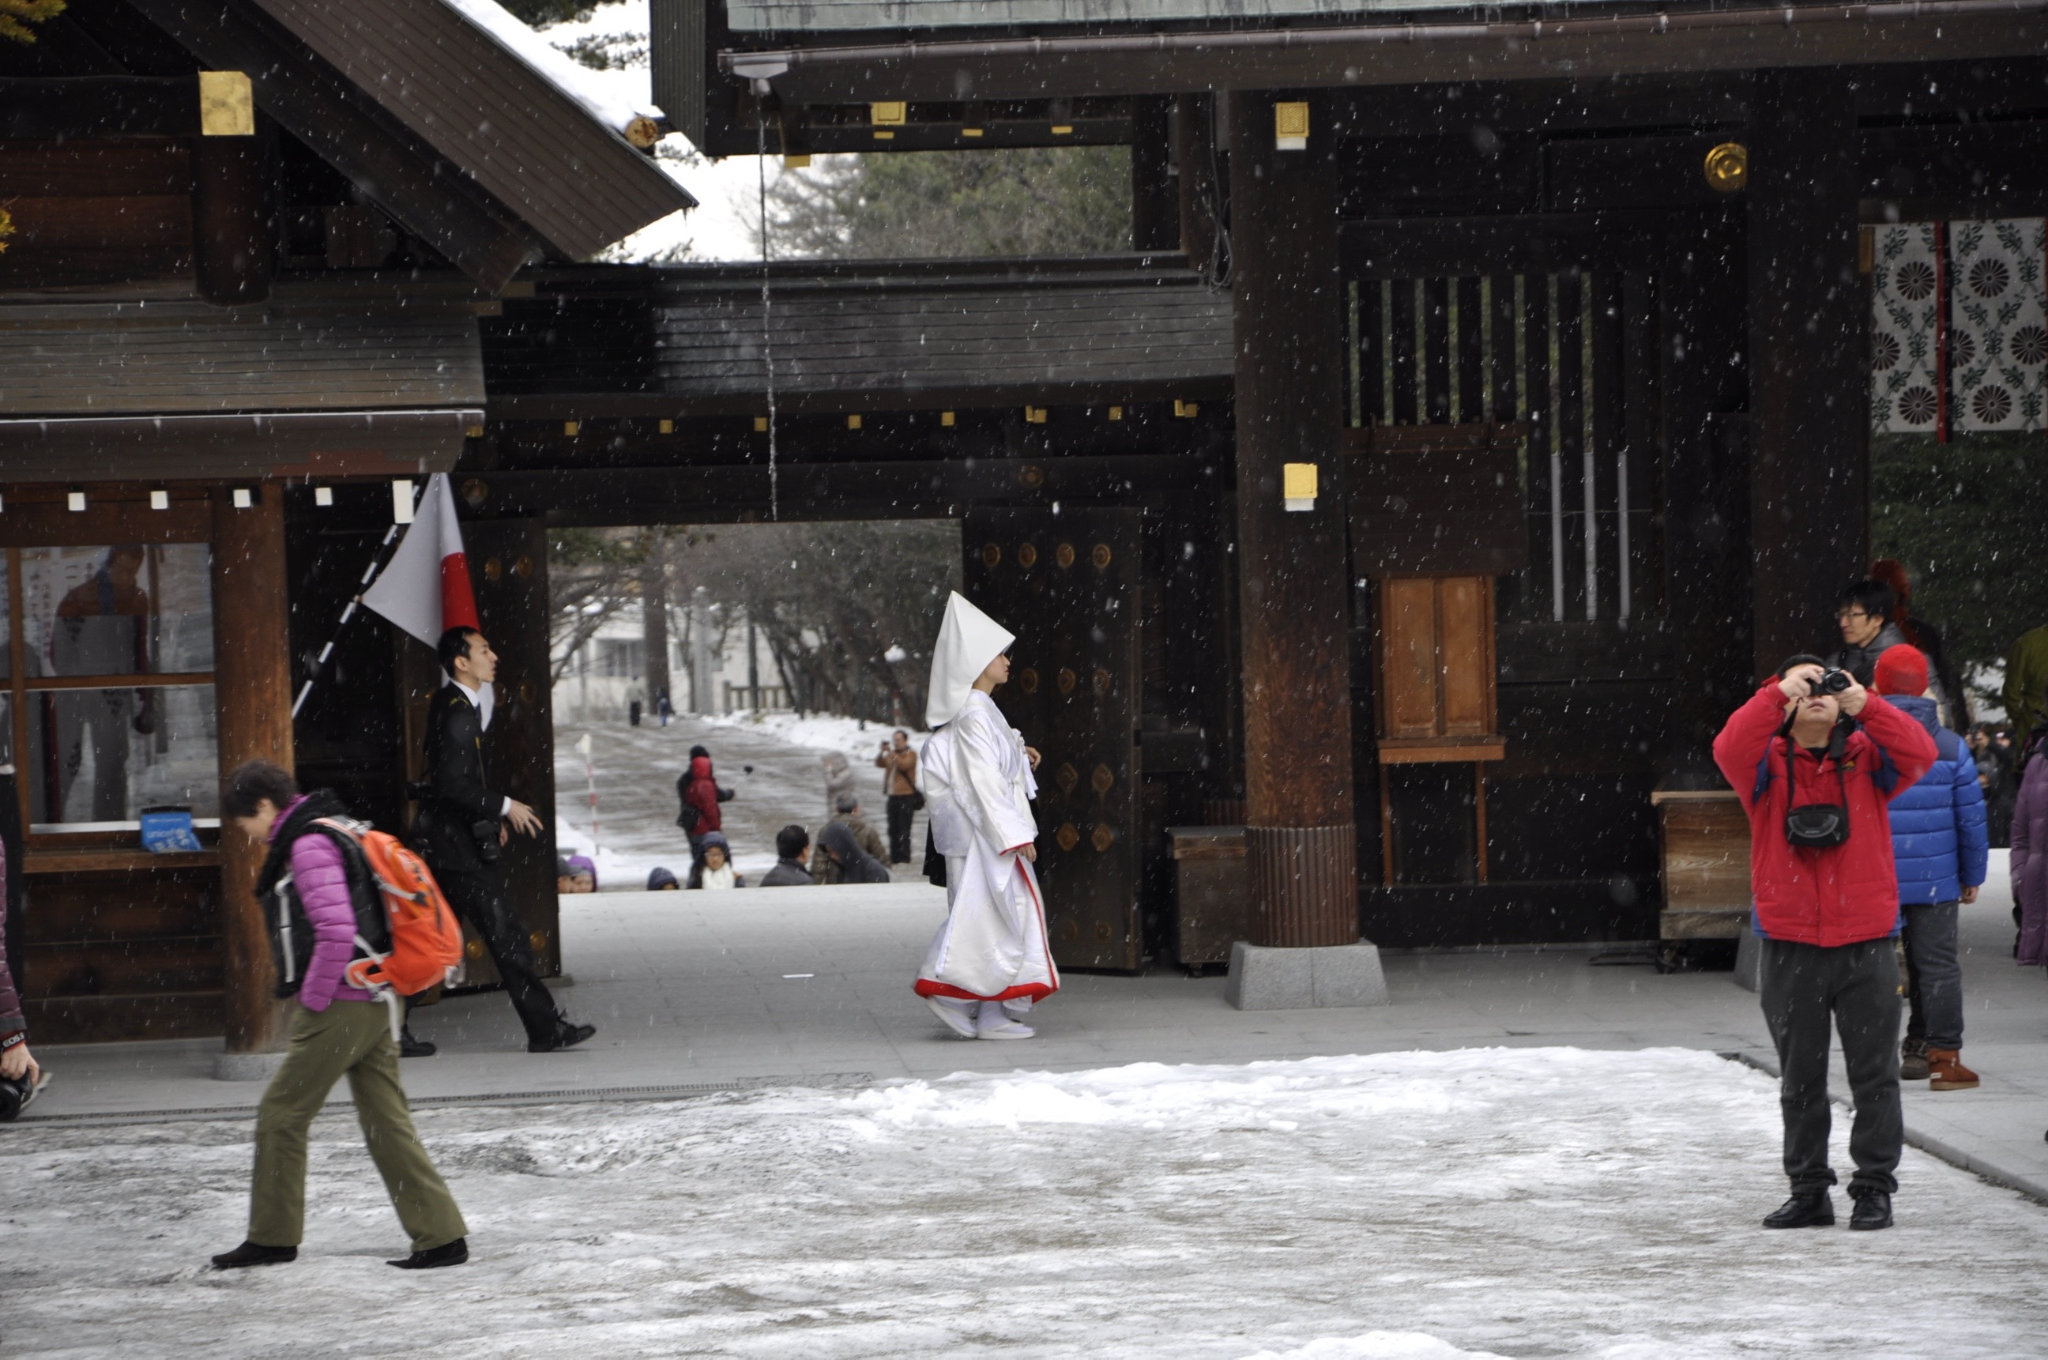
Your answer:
[755,110,780,522]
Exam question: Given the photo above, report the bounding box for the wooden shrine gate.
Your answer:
[1341,211,1719,943]
[963,508,1144,972]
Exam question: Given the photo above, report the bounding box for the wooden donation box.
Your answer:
[1649,787,1752,940]
[1349,426,1523,885]
[1167,825,1249,969]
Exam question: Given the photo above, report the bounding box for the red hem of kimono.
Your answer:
[914,859,1060,1004]
[914,979,1058,1003]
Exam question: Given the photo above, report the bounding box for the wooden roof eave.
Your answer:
[730,2,2048,103]
[129,0,542,291]
[252,0,693,260]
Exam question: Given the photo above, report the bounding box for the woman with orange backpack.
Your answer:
[209,760,469,1272]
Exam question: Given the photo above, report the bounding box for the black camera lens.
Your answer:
[1809,668,1853,696]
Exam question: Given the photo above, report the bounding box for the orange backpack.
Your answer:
[313,818,466,1029]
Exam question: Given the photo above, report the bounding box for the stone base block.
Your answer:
[213,1050,286,1082]
[1225,940,1389,1011]
[1733,919,1761,994]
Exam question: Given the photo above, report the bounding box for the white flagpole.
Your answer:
[290,519,406,719]
[576,731,599,855]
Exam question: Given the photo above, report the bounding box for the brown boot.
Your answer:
[1927,1049,1979,1091]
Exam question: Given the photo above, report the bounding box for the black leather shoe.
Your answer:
[1762,1191,1835,1228]
[388,1237,468,1270]
[528,1021,596,1053]
[399,1028,437,1059]
[1849,1190,1894,1231]
[212,1240,298,1269]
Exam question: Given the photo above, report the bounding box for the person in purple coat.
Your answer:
[0,835,39,1111]
[2012,719,2048,971]
[208,761,468,1272]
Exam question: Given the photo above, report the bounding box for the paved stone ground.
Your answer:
[17,706,2048,1205]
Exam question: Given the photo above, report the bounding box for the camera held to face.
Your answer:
[1808,667,1853,696]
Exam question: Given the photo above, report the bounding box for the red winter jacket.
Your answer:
[1713,683,1938,946]
[684,755,723,834]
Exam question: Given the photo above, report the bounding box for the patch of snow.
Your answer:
[8,1047,2048,1356]
[441,0,659,134]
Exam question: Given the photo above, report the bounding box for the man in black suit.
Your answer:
[415,627,594,1054]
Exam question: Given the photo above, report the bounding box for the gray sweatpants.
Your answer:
[1758,936,1903,1197]
[1901,901,1964,1051]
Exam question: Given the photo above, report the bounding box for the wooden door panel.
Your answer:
[1381,577,1439,738]
[964,508,1142,972]
[1438,576,1490,736]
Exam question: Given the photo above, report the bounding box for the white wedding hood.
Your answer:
[924,591,1016,728]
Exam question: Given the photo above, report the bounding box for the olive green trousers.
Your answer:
[248,1000,467,1252]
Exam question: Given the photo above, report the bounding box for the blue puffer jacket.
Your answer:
[1885,695,1989,904]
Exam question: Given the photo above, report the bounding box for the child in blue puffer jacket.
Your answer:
[1874,646,1987,1090]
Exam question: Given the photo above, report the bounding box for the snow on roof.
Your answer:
[440,0,662,144]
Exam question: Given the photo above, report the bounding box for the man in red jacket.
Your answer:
[1713,655,1937,1232]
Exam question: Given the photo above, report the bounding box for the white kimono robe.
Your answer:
[914,689,1059,1004]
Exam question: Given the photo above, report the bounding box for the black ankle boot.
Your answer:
[1849,1189,1893,1231]
[399,1028,437,1059]
[388,1237,468,1269]
[1762,1191,1835,1228]
[528,1021,596,1053]
[212,1240,298,1269]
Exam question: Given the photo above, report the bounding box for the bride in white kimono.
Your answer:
[914,592,1058,1039]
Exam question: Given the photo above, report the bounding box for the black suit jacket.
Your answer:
[416,683,501,874]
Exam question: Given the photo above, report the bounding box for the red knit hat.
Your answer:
[1873,645,1929,697]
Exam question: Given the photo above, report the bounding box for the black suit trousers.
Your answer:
[439,866,561,1045]
[885,794,917,864]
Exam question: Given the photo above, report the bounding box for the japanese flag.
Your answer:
[364,473,491,722]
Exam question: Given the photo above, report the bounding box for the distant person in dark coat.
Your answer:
[1868,559,1968,730]
[414,627,593,1055]
[812,795,888,885]
[647,867,680,891]
[758,826,815,887]
[687,831,744,889]
[818,820,892,884]
[1827,578,1910,691]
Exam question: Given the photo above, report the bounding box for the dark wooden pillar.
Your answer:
[1227,90,1356,948]
[1662,207,1754,779]
[1746,71,1867,678]
[213,482,293,1053]
[1131,96,1178,253]
[641,529,671,716]
[1175,93,1224,277]
[192,121,275,306]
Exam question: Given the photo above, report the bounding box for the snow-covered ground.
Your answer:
[553,710,925,884]
[7,1047,2047,1356]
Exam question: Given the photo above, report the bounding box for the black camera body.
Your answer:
[0,1069,44,1122]
[1808,667,1853,696]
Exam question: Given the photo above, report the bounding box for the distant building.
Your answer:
[553,601,791,721]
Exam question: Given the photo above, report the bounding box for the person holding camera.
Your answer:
[876,730,920,865]
[415,627,594,1054]
[1714,654,1936,1231]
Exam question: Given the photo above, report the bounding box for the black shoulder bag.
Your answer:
[1782,723,1852,850]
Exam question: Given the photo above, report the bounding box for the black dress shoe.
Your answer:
[1849,1190,1894,1231]
[528,1021,596,1053]
[388,1237,468,1270]
[1762,1191,1835,1228]
[399,1028,437,1059]
[212,1240,298,1269]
